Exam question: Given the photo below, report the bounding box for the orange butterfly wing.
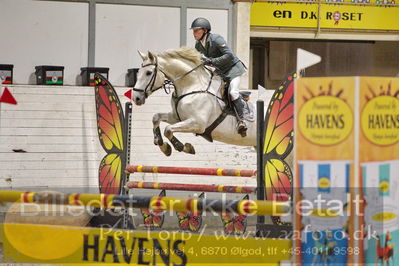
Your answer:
[220,194,248,235]
[263,73,295,224]
[176,192,204,232]
[141,208,165,229]
[221,213,247,235]
[94,74,126,194]
[140,190,165,229]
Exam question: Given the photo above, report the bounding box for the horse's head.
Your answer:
[133,51,166,105]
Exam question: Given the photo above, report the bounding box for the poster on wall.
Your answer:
[359,77,399,265]
[294,77,356,265]
[250,2,399,31]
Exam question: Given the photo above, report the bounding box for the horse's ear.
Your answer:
[148,51,156,63]
[138,50,147,61]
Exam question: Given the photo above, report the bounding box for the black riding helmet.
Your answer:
[190,17,211,31]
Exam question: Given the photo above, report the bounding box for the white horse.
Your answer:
[132,47,265,156]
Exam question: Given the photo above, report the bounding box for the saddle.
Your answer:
[197,82,255,143]
[220,81,255,122]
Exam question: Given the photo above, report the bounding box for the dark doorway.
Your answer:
[250,38,399,90]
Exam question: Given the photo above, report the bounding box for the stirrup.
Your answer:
[237,120,247,137]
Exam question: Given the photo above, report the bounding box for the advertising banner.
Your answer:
[1,223,292,265]
[359,77,399,265]
[295,77,356,265]
[251,3,399,31]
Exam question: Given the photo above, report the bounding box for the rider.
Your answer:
[190,17,247,137]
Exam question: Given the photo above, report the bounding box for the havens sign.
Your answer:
[298,95,353,146]
[1,223,291,265]
[361,95,399,146]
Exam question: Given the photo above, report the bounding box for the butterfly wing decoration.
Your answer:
[176,192,204,232]
[94,73,127,194]
[140,190,165,230]
[263,73,296,225]
[221,194,248,235]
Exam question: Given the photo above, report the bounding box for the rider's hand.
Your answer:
[201,56,214,66]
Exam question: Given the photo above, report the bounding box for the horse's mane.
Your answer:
[159,47,220,87]
[160,47,202,65]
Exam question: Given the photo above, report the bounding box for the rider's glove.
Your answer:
[201,56,214,66]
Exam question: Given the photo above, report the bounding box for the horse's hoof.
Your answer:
[184,143,195,154]
[161,143,172,156]
[238,128,247,138]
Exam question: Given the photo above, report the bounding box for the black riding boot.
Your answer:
[232,98,248,137]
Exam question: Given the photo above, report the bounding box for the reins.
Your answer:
[172,63,204,83]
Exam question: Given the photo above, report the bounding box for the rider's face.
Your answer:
[192,28,206,41]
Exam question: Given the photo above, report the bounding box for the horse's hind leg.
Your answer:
[164,118,204,155]
[152,112,178,156]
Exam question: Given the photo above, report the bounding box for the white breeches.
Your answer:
[228,76,241,101]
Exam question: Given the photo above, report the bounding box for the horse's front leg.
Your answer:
[164,118,205,155]
[152,112,178,156]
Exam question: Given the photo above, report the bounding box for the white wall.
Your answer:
[95,4,181,86]
[0,0,88,85]
[186,8,229,48]
[234,3,251,90]
[0,1,232,87]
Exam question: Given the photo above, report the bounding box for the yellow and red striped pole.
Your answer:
[0,190,289,216]
[126,181,256,194]
[126,165,256,178]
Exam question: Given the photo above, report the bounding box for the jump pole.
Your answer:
[126,165,256,178]
[0,190,289,216]
[126,181,256,194]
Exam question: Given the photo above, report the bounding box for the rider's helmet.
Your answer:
[190,17,211,32]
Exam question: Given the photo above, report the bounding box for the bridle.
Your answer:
[132,56,167,98]
[132,55,204,99]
